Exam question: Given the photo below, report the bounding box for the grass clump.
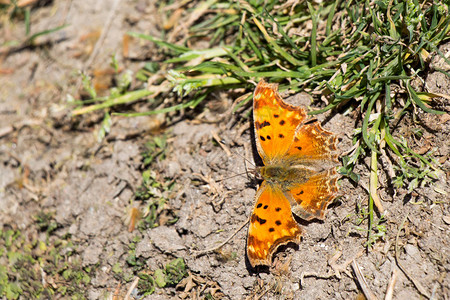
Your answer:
[134,136,178,230]
[0,1,68,56]
[0,216,92,299]
[126,256,188,296]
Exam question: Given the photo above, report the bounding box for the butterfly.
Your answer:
[247,79,339,268]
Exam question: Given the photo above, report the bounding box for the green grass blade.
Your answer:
[307,2,318,67]
[72,90,153,115]
[28,24,70,44]
[127,32,190,54]
[361,92,381,154]
[407,83,444,115]
[165,46,233,63]
[252,17,303,66]
[114,93,207,117]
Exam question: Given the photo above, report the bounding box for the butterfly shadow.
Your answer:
[237,113,263,188]
[249,113,264,167]
[244,241,301,274]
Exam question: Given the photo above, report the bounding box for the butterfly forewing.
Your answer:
[253,80,306,164]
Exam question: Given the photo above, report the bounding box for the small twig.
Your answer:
[395,213,431,299]
[301,249,362,287]
[244,280,272,300]
[229,91,251,116]
[352,260,378,300]
[211,131,232,157]
[379,147,396,179]
[124,276,139,300]
[330,248,364,278]
[358,179,385,216]
[191,219,249,257]
[0,125,13,138]
[384,265,398,300]
[84,0,121,69]
[192,172,222,200]
[341,139,360,156]
[167,0,212,43]
[300,271,338,287]
[256,283,271,300]
[0,119,42,139]
[76,0,122,91]
[430,272,445,300]
[39,265,46,287]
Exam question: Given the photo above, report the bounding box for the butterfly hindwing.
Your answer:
[285,169,339,221]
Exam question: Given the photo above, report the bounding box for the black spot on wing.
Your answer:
[275,220,282,226]
[255,120,271,130]
[260,136,266,141]
[252,214,267,225]
[279,120,285,126]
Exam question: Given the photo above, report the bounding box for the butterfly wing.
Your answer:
[253,80,307,163]
[247,181,302,267]
[285,169,339,221]
[283,119,339,220]
[286,121,338,163]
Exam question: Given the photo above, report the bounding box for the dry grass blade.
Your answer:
[211,131,232,157]
[191,219,248,257]
[395,214,431,299]
[370,150,384,214]
[76,0,122,91]
[384,266,398,300]
[124,276,139,300]
[351,260,378,300]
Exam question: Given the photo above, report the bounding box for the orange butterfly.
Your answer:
[247,79,339,268]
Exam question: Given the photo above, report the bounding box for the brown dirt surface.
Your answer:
[0,1,449,299]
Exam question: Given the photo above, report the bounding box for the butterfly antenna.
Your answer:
[232,148,261,183]
[215,155,256,183]
[211,147,256,182]
[233,149,255,167]
[211,131,257,181]
[215,172,249,183]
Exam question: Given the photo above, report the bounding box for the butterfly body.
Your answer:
[247,79,339,268]
[260,165,311,187]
